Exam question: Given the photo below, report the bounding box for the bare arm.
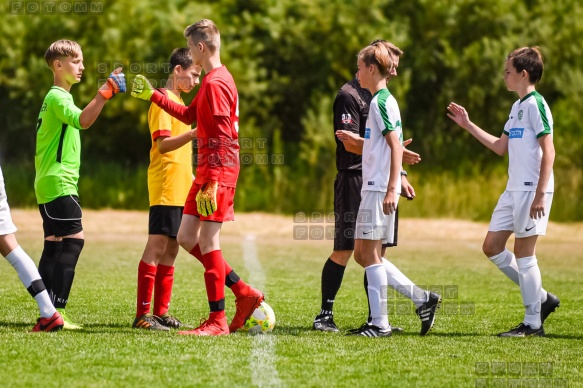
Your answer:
[383,130,403,215]
[530,134,555,219]
[335,130,364,154]
[79,94,108,129]
[336,131,421,165]
[447,102,508,156]
[157,128,197,154]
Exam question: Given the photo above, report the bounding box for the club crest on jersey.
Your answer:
[509,128,524,139]
[341,113,353,124]
[364,128,371,139]
[518,110,523,120]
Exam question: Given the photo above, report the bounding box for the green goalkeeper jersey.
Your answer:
[34,86,83,204]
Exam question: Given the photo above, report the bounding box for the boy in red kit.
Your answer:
[133,48,201,331]
[132,19,263,336]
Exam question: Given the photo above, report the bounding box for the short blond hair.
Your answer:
[183,19,220,53]
[44,40,82,69]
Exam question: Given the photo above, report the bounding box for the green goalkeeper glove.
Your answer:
[196,181,218,217]
[131,75,155,101]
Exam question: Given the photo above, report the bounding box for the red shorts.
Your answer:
[184,182,235,222]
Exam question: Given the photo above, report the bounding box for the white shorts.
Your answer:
[489,190,553,238]
[355,190,399,244]
[0,167,17,236]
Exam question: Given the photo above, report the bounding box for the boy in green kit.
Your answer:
[35,39,125,329]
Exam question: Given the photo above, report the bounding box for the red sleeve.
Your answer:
[206,115,233,182]
[151,89,198,125]
[152,130,171,141]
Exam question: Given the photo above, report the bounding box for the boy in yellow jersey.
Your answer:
[133,48,202,330]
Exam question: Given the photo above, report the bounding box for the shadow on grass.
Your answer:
[0,322,33,329]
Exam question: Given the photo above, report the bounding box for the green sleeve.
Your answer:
[50,91,83,129]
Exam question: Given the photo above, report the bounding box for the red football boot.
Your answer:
[31,311,64,332]
[178,316,229,336]
[229,287,264,333]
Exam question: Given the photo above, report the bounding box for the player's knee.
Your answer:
[176,231,195,252]
[482,240,500,258]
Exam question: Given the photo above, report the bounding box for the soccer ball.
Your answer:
[242,301,276,334]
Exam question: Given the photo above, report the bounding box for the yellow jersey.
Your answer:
[147,90,192,206]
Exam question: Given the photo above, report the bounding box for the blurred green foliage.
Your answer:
[0,0,581,220]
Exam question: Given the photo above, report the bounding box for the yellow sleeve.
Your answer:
[148,102,173,140]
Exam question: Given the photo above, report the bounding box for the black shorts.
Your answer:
[39,195,83,238]
[148,205,183,238]
[333,171,398,250]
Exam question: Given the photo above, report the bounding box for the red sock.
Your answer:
[136,261,157,317]
[229,277,249,297]
[202,250,226,308]
[154,264,174,317]
[210,310,225,320]
[189,244,204,264]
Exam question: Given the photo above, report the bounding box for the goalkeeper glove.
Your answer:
[131,75,155,101]
[98,67,126,100]
[196,181,218,217]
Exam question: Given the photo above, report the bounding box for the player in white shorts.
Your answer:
[348,41,441,337]
[447,46,560,337]
[0,165,63,331]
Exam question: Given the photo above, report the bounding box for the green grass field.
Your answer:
[1,210,581,387]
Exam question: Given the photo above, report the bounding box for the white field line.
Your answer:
[242,234,281,387]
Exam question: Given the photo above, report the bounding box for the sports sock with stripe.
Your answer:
[202,250,226,319]
[5,245,56,318]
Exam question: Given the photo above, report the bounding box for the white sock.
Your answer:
[517,256,542,329]
[382,258,428,308]
[365,264,389,330]
[5,246,56,318]
[489,249,548,303]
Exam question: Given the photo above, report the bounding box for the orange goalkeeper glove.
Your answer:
[196,181,218,217]
[98,67,126,100]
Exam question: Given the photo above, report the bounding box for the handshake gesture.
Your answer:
[98,67,126,100]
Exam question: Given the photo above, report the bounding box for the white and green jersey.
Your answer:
[35,86,83,204]
[503,91,554,193]
[361,88,402,193]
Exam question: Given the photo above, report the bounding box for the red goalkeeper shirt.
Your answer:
[151,65,240,187]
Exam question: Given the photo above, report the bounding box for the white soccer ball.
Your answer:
[242,301,276,334]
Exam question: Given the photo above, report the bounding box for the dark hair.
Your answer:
[507,46,544,84]
[184,19,220,53]
[169,48,192,72]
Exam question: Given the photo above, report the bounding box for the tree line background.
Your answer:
[1,0,581,221]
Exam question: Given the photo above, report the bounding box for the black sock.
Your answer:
[320,258,346,314]
[52,238,84,308]
[364,272,371,323]
[38,240,62,296]
[225,270,240,288]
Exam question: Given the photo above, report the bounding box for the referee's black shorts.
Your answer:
[333,170,398,251]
